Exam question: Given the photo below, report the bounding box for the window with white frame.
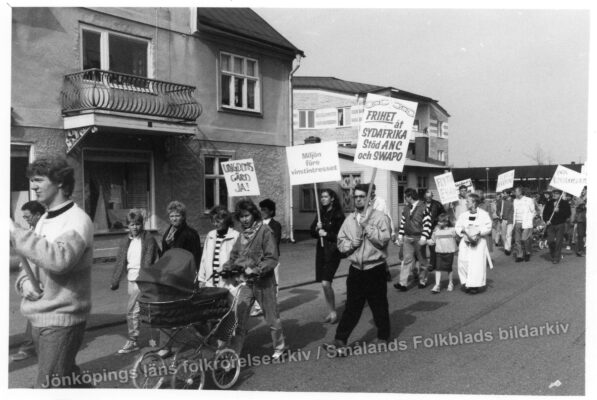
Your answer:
[300,185,322,212]
[83,149,153,233]
[438,150,445,161]
[397,173,408,204]
[337,107,351,127]
[298,110,315,129]
[81,27,150,78]
[220,52,260,112]
[204,156,230,211]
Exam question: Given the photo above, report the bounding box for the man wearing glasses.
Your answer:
[325,183,392,355]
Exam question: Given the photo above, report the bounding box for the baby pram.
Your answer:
[132,248,241,390]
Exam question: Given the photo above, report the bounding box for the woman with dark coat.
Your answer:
[310,188,345,324]
[161,200,202,265]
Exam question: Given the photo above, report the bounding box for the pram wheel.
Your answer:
[132,351,168,389]
[211,349,240,389]
[171,359,206,390]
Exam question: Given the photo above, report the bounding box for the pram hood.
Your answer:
[137,248,197,302]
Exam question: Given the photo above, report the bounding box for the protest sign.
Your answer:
[549,165,585,198]
[496,170,515,193]
[286,141,341,186]
[434,172,459,204]
[221,159,260,197]
[455,178,475,193]
[353,93,418,172]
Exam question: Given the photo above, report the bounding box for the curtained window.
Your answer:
[83,150,152,233]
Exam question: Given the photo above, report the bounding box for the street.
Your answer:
[9,240,585,394]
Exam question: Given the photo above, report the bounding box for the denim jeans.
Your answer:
[18,320,36,354]
[127,281,141,340]
[230,277,285,354]
[546,223,566,261]
[399,236,428,286]
[32,322,87,388]
[513,223,532,258]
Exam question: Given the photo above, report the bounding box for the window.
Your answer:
[298,110,315,129]
[397,173,408,204]
[337,107,351,127]
[83,150,152,233]
[438,150,445,161]
[204,156,230,211]
[340,173,362,212]
[82,28,150,78]
[220,52,260,112]
[417,176,428,199]
[300,185,321,212]
[413,119,420,132]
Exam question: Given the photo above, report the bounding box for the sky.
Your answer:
[256,7,590,168]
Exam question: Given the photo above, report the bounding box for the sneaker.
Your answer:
[157,348,172,358]
[323,340,348,358]
[566,246,571,251]
[447,282,454,292]
[418,281,427,289]
[117,340,139,354]
[431,285,440,294]
[10,350,34,362]
[250,307,263,317]
[272,348,288,361]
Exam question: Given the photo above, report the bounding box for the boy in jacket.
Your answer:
[110,209,159,353]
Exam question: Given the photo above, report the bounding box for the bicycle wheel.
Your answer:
[132,351,168,389]
[211,349,240,390]
[171,359,206,390]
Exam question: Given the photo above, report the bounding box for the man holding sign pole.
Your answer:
[326,183,392,354]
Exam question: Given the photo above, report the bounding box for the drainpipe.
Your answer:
[288,55,302,243]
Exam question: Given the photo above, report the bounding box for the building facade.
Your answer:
[11,7,302,257]
[291,77,450,233]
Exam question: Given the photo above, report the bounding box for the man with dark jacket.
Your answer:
[423,190,445,270]
[542,189,571,264]
[394,188,432,291]
[494,190,514,255]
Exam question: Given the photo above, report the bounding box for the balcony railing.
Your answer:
[61,69,201,122]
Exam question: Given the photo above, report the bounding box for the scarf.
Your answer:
[240,221,263,247]
[164,225,178,246]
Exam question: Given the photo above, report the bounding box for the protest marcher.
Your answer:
[493,190,514,255]
[428,213,457,294]
[222,199,287,361]
[450,185,469,223]
[512,186,536,262]
[455,193,493,294]
[310,188,345,324]
[10,200,45,363]
[542,189,571,264]
[393,188,432,291]
[326,183,391,355]
[161,200,202,265]
[476,190,495,253]
[198,205,240,288]
[110,209,160,354]
[158,200,202,357]
[10,157,94,388]
[574,186,587,257]
[251,199,282,317]
[423,190,446,271]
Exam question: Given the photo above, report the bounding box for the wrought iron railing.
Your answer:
[61,69,201,121]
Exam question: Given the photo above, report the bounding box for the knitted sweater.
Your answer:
[13,202,94,327]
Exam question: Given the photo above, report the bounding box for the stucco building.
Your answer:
[11,7,303,257]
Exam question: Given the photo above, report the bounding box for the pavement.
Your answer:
[8,240,586,394]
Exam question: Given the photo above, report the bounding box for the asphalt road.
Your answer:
[8,241,585,394]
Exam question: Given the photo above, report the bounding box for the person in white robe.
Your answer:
[455,193,493,294]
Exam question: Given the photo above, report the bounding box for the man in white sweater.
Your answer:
[10,157,94,388]
[512,186,536,262]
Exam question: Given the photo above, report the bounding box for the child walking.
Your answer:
[110,209,160,353]
[428,213,458,294]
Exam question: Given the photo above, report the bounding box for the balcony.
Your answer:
[61,69,201,122]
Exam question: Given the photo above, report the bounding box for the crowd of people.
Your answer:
[9,155,588,386]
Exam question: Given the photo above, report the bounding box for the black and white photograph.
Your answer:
[4,0,595,397]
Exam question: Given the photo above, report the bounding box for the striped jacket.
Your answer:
[398,200,432,239]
